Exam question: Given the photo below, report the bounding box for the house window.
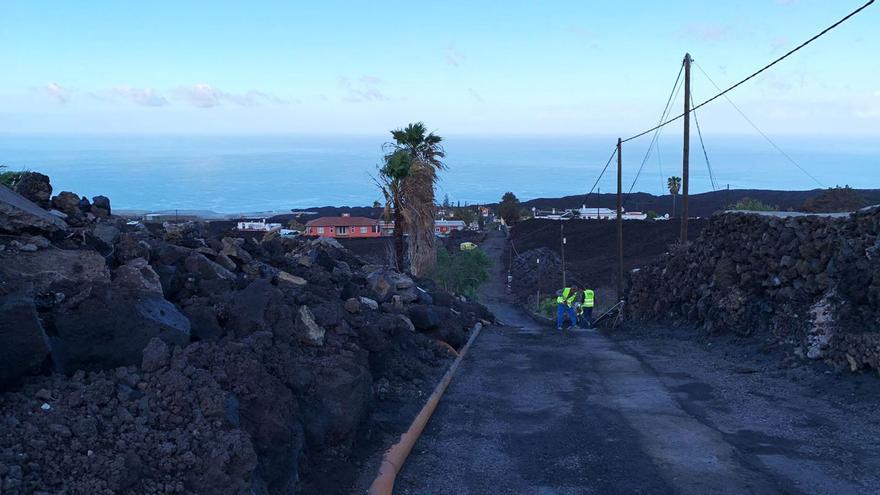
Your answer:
[373,225,380,233]
[360,226,368,234]
[337,226,348,235]
[317,227,324,234]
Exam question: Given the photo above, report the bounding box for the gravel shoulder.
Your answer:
[607,322,880,494]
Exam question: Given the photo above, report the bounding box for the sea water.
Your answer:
[0,134,877,213]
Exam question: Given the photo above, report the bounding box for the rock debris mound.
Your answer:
[0,176,493,494]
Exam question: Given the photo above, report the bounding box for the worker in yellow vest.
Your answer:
[555,285,580,330]
[577,288,595,328]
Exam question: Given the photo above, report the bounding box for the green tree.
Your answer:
[498,192,521,226]
[801,186,866,213]
[442,193,451,209]
[379,122,445,275]
[453,207,475,226]
[667,176,681,218]
[372,200,382,209]
[429,247,490,299]
[728,197,776,212]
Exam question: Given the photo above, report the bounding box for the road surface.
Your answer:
[393,231,880,494]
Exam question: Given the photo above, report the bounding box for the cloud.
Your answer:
[445,44,466,67]
[110,86,168,106]
[173,83,223,108]
[337,76,388,102]
[567,26,594,39]
[171,84,290,107]
[42,82,71,104]
[770,36,789,52]
[681,23,732,42]
[757,72,807,94]
[853,91,880,118]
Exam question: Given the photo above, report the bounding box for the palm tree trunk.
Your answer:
[393,199,405,271]
[672,194,676,218]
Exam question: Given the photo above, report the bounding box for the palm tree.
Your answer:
[667,176,681,218]
[379,122,445,275]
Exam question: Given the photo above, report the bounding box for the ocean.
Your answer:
[0,134,877,214]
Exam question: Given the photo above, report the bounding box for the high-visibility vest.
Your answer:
[557,287,577,306]
[583,289,595,308]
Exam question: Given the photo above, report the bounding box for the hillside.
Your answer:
[515,188,880,218]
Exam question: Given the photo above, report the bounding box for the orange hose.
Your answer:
[436,340,459,357]
[367,322,483,495]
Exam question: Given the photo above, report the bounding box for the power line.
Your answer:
[694,61,824,188]
[656,133,665,195]
[690,92,717,191]
[624,66,684,206]
[621,0,874,144]
[582,146,618,206]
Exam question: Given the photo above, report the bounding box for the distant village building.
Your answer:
[435,219,466,236]
[532,207,576,220]
[531,206,648,221]
[578,206,616,220]
[305,214,382,238]
[236,219,283,232]
[304,214,467,238]
[578,206,648,220]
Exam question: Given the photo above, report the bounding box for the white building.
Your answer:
[579,205,648,220]
[236,219,282,232]
[435,219,467,236]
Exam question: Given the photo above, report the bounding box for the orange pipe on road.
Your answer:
[368,322,484,495]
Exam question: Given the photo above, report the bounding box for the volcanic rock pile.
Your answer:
[509,247,566,305]
[0,176,492,494]
[627,209,880,372]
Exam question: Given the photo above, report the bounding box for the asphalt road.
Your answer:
[392,231,880,494]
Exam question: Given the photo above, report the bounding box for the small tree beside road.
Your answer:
[498,192,521,226]
[429,247,490,299]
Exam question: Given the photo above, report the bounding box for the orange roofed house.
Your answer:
[304,214,383,238]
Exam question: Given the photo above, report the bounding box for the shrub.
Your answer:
[538,297,557,318]
[429,247,490,299]
[801,186,866,213]
[0,165,26,188]
[728,197,776,212]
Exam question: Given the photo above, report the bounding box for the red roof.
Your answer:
[306,216,378,227]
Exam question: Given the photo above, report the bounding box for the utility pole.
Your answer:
[616,138,623,299]
[560,223,566,287]
[536,257,541,312]
[597,188,600,219]
[681,53,692,244]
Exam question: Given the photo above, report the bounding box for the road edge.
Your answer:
[366,322,484,495]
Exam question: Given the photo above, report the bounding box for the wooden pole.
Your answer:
[560,223,566,287]
[681,53,692,243]
[616,138,623,299]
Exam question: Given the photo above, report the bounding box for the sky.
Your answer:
[0,0,877,136]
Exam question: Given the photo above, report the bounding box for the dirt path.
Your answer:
[393,231,880,494]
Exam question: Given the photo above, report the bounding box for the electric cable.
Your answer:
[694,61,824,188]
[690,91,718,191]
[621,0,874,143]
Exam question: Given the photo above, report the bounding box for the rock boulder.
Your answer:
[0,293,51,389]
[0,185,68,234]
[51,286,191,372]
[12,172,52,209]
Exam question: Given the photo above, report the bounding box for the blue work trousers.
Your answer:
[556,303,577,329]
